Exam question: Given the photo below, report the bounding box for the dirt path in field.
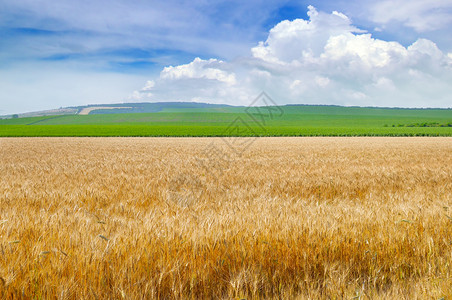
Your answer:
[78,106,132,115]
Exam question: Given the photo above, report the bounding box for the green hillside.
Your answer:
[1,104,451,137]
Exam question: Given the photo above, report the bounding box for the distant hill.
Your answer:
[1,102,237,119]
[3,101,452,120]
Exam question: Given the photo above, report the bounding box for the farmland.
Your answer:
[1,137,452,298]
[1,105,451,137]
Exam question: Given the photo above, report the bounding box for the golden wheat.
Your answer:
[0,137,451,299]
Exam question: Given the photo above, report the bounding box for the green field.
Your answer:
[1,105,451,136]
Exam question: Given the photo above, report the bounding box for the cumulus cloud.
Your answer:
[131,6,452,108]
[161,58,236,85]
[142,80,155,91]
[251,5,365,64]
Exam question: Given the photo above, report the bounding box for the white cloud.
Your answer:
[370,0,452,32]
[131,6,452,108]
[142,80,155,91]
[373,77,396,91]
[323,33,408,68]
[127,81,155,101]
[408,38,444,61]
[161,58,236,85]
[251,6,364,64]
[315,76,330,87]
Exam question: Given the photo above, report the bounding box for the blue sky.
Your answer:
[1,0,451,114]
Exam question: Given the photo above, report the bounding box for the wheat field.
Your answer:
[0,137,451,299]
